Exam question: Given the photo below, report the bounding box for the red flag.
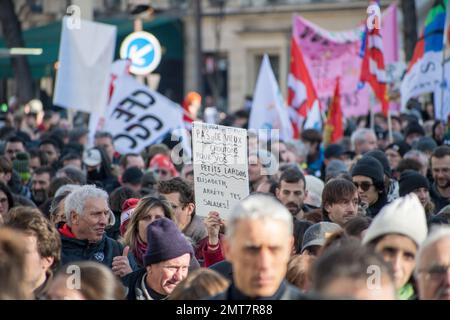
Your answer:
[287,36,320,138]
[324,78,344,146]
[359,12,389,116]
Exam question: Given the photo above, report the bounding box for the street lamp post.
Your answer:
[194,0,204,99]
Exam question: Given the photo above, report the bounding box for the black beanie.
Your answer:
[405,122,425,139]
[366,150,391,178]
[386,141,411,157]
[351,155,385,185]
[399,170,429,197]
[122,167,143,184]
[144,217,193,266]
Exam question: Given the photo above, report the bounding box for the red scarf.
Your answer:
[133,237,148,267]
[59,224,76,238]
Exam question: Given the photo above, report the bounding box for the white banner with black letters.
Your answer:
[105,75,186,154]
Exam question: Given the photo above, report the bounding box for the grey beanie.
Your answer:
[302,222,342,253]
[326,159,348,178]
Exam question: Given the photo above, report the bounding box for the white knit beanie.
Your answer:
[362,193,428,246]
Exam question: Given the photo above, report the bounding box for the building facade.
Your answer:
[182,0,381,112]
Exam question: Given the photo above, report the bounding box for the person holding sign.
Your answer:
[195,211,226,267]
[158,178,207,247]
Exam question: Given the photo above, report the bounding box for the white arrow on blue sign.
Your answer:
[119,31,162,76]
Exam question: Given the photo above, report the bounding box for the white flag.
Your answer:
[303,100,322,131]
[249,55,293,140]
[88,59,132,146]
[53,17,117,114]
[440,0,450,121]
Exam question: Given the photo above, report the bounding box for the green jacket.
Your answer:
[397,283,416,300]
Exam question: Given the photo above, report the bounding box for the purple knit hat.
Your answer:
[143,217,193,266]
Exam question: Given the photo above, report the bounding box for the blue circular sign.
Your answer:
[120,31,162,75]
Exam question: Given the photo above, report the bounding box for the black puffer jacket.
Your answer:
[59,224,138,270]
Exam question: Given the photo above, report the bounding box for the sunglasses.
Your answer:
[353,181,374,192]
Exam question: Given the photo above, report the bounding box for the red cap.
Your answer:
[149,154,178,177]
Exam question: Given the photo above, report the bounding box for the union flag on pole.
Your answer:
[287,22,321,138]
[323,78,344,147]
[359,1,389,116]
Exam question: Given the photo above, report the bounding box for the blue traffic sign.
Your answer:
[120,31,162,75]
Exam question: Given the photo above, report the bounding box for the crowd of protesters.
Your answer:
[0,98,449,301]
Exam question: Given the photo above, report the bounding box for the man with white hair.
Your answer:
[351,128,377,156]
[416,226,450,300]
[58,185,137,276]
[209,194,308,300]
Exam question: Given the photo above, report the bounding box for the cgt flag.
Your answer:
[105,73,189,156]
[323,78,344,146]
[359,1,389,116]
[287,34,321,138]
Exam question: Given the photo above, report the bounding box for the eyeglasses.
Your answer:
[418,265,450,281]
[353,181,374,192]
[0,198,8,204]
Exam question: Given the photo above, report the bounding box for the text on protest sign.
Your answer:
[105,75,184,154]
[193,122,249,218]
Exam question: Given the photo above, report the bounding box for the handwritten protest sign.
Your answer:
[192,122,249,218]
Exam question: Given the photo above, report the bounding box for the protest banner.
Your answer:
[400,0,447,110]
[292,4,399,117]
[105,74,187,154]
[192,122,249,218]
[292,14,368,117]
[53,17,116,114]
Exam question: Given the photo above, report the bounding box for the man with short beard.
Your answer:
[430,146,450,212]
[276,167,308,220]
[322,179,359,227]
[31,166,53,207]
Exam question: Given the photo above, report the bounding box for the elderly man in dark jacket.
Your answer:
[58,185,137,276]
[208,194,309,300]
[125,217,194,300]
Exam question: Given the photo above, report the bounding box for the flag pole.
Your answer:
[441,0,449,121]
[387,108,393,143]
[441,41,448,122]
[370,102,375,131]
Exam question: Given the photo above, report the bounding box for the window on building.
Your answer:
[203,52,228,111]
[26,0,44,13]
